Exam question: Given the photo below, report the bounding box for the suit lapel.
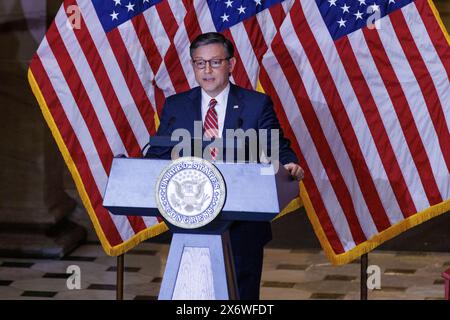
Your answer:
[222,83,244,137]
[187,87,202,134]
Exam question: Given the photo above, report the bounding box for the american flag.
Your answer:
[29,0,449,263]
[262,0,450,264]
[28,0,189,256]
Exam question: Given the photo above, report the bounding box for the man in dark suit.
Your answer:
[146,32,304,300]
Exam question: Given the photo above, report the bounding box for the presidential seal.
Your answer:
[155,157,226,229]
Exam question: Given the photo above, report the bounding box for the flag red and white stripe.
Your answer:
[262,0,449,264]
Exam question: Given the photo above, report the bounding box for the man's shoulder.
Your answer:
[166,87,200,104]
[232,84,270,102]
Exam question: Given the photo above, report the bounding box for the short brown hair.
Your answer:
[189,32,234,58]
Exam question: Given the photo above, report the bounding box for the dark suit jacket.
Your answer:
[145,83,298,252]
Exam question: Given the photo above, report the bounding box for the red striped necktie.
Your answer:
[204,98,219,160]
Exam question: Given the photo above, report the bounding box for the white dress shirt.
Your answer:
[201,83,230,138]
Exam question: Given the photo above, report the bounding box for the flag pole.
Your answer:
[360,253,368,300]
[116,254,124,300]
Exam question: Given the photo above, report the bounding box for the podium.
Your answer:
[103,157,299,300]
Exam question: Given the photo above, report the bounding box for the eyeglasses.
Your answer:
[192,58,231,69]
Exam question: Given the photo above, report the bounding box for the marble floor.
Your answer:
[0,240,448,300]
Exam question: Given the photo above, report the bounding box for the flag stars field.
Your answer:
[341,4,351,13]
[354,10,364,19]
[125,2,135,12]
[221,13,230,22]
[238,5,247,14]
[370,3,380,12]
[110,11,119,21]
[338,17,347,27]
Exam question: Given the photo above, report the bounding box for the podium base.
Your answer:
[158,232,238,300]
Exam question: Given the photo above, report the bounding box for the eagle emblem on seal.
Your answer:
[155,157,226,229]
[170,174,211,213]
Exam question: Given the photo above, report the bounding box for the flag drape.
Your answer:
[28,0,189,256]
[262,0,449,264]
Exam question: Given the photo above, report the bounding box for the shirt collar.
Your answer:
[201,83,230,108]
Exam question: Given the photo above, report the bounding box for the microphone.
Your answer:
[114,153,127,158]
[141,116,177,156]
[141,142,151,156]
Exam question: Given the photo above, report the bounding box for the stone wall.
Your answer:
[0,0,85,258]
[434,0,450,27]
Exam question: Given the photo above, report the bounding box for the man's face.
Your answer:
[191,43,236,97]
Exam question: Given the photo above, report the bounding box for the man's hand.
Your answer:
[284,163,304,181]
